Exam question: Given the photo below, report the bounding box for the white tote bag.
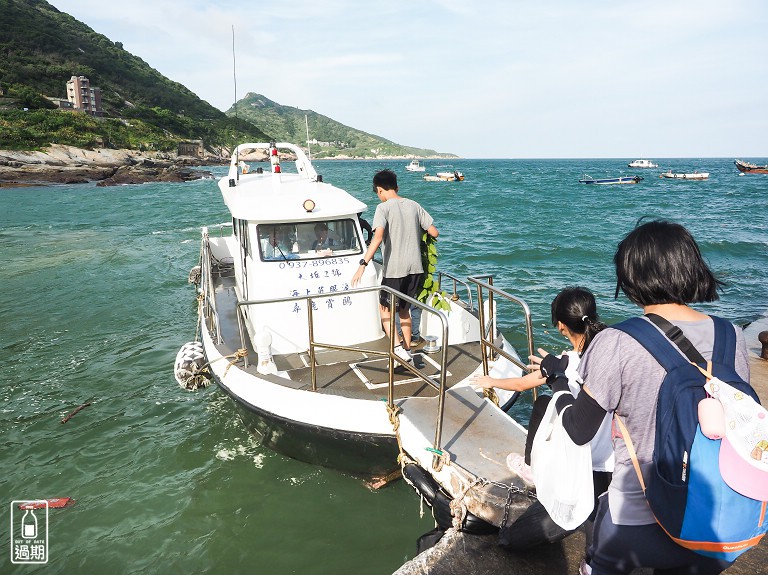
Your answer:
[530,392,594,530]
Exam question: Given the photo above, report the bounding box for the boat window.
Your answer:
[235,218,250,256]
[257,219,362,261]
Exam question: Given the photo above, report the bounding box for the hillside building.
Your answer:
[178,140,204,157]
[66,75,102,115]
[47,97,74,110]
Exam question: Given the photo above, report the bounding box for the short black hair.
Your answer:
[614,219,723,306]
[373,169,398,192]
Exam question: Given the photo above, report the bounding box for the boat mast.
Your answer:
[232,25,239,181]
[305,114,312,161]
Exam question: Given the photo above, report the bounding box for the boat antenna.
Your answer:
[305,114,312,161]
[232,25,239,181]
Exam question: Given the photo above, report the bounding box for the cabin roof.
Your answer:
[218,174,368,222]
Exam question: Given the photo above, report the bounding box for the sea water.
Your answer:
[1,158,767,574]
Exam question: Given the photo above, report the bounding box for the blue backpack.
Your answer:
[613,314,767,562]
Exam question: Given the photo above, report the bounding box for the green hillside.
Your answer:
[0,0,268,151]
[0,0,455,157]
[228,93,456,159]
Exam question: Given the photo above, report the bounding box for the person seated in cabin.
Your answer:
[260,225,293,260]
[308,222,342,255]
[313,222,333,250]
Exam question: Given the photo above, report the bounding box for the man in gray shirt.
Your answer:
[351,170,439,363]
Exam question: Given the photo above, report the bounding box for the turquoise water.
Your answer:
[1,158,767,573]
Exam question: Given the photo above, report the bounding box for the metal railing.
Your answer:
[200,229,223,344]
[437,271,474,311]
[232,286,449,398]
[468,275,537,402]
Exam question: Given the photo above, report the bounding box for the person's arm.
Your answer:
[426,224,439,239]
[351,227,384,286]
[539,353,607,446]
[471,369,545,392]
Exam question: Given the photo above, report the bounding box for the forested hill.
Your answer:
[229,93,455,159]
[0,0,454,157]
[0,0,267,151]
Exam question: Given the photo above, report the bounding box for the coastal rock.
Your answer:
[96,165,212,186]
[0,144,221,186]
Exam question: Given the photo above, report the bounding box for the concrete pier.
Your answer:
[394,315,768,575]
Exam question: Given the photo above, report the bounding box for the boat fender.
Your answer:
[402,463,497,535]
[188,265,201,285]
[255,330,278,375]
[174,341,211,390]
[498,499,574,550]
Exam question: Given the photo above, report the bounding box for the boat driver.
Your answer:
[261,225,292,259]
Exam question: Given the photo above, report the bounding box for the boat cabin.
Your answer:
[218,143,383,358]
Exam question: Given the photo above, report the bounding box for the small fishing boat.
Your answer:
[627,159,658,168]
[406,159,426,172]
[735,159,768,174]
[659,170,709,180]
[177,142,538,515]
[578,174,642,185]
[424,171,464,182]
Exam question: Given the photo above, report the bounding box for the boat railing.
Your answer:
[409,276,536,471]
[467,276,535,381]
[437,271,474,311]
[467,276,537,408]
[200,228,223,344]
[234,286,450,398]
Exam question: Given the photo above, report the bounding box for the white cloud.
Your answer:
[49,0,768,157]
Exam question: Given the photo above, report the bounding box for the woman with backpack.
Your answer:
[538,219,752,575]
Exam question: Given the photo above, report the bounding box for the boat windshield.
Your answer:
[257,219,363,261]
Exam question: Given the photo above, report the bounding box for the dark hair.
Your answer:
[614,219,723,306]
[373,169,398,192]
[551,286,606,355]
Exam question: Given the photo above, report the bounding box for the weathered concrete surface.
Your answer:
[395,315,768,575]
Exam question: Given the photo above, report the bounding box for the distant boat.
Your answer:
[405,159,426,172]
[627,159,658,168]
[424,170,464,182]
[578,174,642,185]
[734,159,768,174]
[659,170,709,180]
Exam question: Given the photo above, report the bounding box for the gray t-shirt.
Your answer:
[372,197,433,278]
[578,317,750,525]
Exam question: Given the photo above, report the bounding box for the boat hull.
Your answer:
[735,160,768,174]
[214,369,399,478]
[200,315,400,478]
[659,172,709,180]
[579,177,641,185]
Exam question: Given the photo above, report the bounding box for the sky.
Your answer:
[49,0,768,159]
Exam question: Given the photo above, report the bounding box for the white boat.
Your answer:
[424,170,464,182]
[659,170,709,180]
[406,159,426,172]
[177,142,546,535]
[579,174,642,185]
[627,159,658,168]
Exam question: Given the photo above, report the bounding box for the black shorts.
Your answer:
[379,274,423,311]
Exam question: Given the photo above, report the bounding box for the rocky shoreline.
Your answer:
[0,145,460,188]
[0,144,224,187]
